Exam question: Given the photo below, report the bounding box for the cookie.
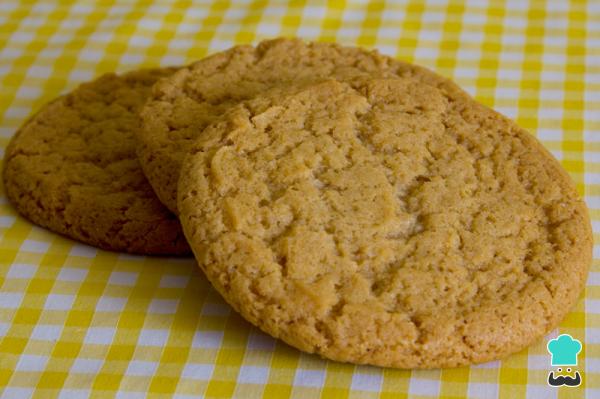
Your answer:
[139,38,462,212]
[177,79,592,368]
[3,69,190,255]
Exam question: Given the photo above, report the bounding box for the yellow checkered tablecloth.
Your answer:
[0,0,598,398]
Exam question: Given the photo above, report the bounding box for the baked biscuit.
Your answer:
[3,69,190,255]
[139,38,461,212]
[178,79,592,368]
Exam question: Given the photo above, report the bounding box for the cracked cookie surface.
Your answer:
[139,38,463,213]
[3,69,190,255]
[178,79,592,368]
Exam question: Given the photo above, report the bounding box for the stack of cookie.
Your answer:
[3,38,592,368]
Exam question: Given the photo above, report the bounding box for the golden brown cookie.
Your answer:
[139,38,462,213]
[178,79,592,368]
[3,69,190,255]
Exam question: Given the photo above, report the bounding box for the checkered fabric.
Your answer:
[0,0,598,398]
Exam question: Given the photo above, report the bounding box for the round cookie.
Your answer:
[139,38,464,213]
[178,79,592,368]
[3,69,190,255]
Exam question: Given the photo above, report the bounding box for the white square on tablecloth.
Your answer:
[408,376,440,396]
[294,369,326,388]
[15,86,42,100]
[16,354,48,372]
[26,65,54,80]
[538,107,563,120]
[148,298,179,314]
[57,267,88,282]
[138,329,170,347]
[69,69,94,83]
[351,371,383,392]
[0,323,9,338]
[257,22,281,37]
[467,382,499,399]
[414,47,439,61]
[6,263,37,279]
[537,128,562,142]
[588,357,600,373]
[70,358,104,374]
[108,271,138,286]
[96,296,127,312]
[587,389,600,398]
[4,106,30,119]
[588,328,600,343]
[0,216,15,227]
[586,299,600,314]
[126,360,158,376]
[115,391,146,399]
[69,244,97,258]
[589,272,600,286]
[473,360,501,369]
[181,363,214,380]
[527,354,550,370]
[20,239,50,253]
[44,294,75,311]
[192,331,223,348]
[84,327,116,345]
[2,388,34,399]
[57,389,90,399]
[526,383,557,399]
[238,365,270,385]
[0,47,23,61]
[31,324,62,341]
[0,292,24,309]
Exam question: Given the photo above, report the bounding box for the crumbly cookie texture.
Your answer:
[178,79,592,368]
[3,69,190,255]
[140,37,463,212]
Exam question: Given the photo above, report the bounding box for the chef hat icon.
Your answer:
[547,334,582,366]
